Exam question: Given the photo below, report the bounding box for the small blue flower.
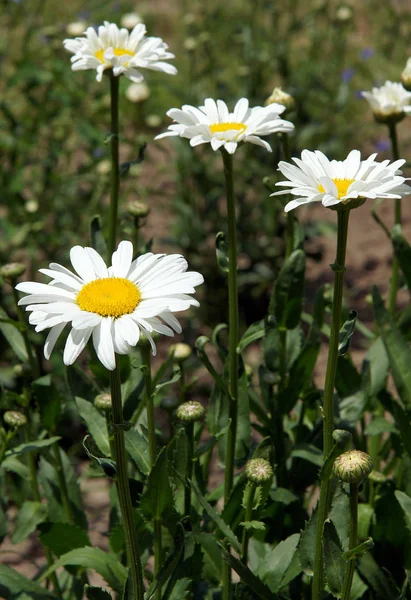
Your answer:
[93,148,105,159]
[361,48,374,60]
[375,139,390,152]
[341,68,355,83]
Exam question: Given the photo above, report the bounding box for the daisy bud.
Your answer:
[96,160,111,175]
[245,458,273,484]
[170,343,192,362]
[333,450,373,483]
[0,263,26,281]
[66,21,87,37]
[401,58,411,92]
[176,401,204,422]
[25,200,39,213]
[145,114,162,128]
[184,38,197,51]
[125,82,150,103]
[94,393,112,411]
[126,200,150,218]
[265,87,295,112]
[335,5,352,21]
[4,411,27,429]
[121,13,143,29]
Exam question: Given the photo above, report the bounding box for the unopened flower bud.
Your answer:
[245,458,273,484]
[126,200,150,218]
[66,21,87,36]
[333,450,373,483]
[184,38,197,51]
[4,411,27,429]
[1,263,26,281]
[170,343,192,362]
[125,82,150,103]
[176,401,204,422]
[96,160,111,175]
[25,200,39,213]
[402,58,411,92]
[121,13,142,29]
[265,87,295,112]
[336,5,352,21]
[145,114,162,128]
[94,393,112,411]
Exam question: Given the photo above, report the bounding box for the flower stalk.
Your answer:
[341,482,359,600]
[312,207,350,600]
[141,344,156,466]
[241,483,256,564]
[108,74,120,257]
[110,361,145,600]
[388,122,401,314]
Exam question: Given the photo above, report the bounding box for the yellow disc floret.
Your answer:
[318,178,355,200]
[209,122,247,136]
[95,48,134,64]
[76,277,141,318]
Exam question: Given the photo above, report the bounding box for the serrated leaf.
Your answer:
[240,520,266,531]
[364,417,398,436]
[40,547,127,593]
[219,544,276,600]
[12,501,48,544]
[338,309,357,356]
[141,447,174,520]
[323,520,345,597]
[144,524,185,600]
[0,305,28,362]
[76,397,110,457]
[84,584,112,599]
[0,564,58,599]
[4,436,61,458]
[300,508,318,576]
[125,427,150,475]
[270,249,305,329]
[39,522,91,556]
[196,532,222,581]
[258,533,301,593]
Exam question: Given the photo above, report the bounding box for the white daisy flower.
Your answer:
[361,81,411,121]
[15,242,203,370]
[63,21,177,83]
[271,149,410,212]
[155,97,294,154]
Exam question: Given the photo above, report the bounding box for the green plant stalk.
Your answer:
[388,122,401,314]
[141,345,156,466]
[12,286,40,379]
[52,443,74,525]
[24,429,63,598]
[312,208,350,600]
[241,483,256,564]
[221,149,239,600]
[281,133,294,258]
[184,421,194,518]
[108,74,120,257]
[179,362,186,404]
[110,362,145,600]
[341,483,359,600]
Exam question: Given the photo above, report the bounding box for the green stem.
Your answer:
[341,483,359,600]
[12,286,40,379]
[52,443,74,524]
[388,122,401,315]
[312,208,350,600]
[141,345,156,466]
[281,133,294,258]
[108,74,120,258]
[241,484,256,564]
[184,421,194,518]
[179,362,186,404]
[221,149,239,600]
[110,363,145,600]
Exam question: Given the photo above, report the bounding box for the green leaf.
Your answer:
[291,444,323,467]
[195,419,231,458]
[372,286,411,407]
[219,544,276,600]
[191,480,242,553]
[90,216,108,263]
[12,501,48,544]
[365,337,389,396]
[270,249,305,329]
[357,552,397,598]
[144,525,185,600]
[41,547,127,593]
[154,368,181,396]
[39,522,91,556]
[1,456,29,478]
[358,504,375,542]
[392,402,411,459]
[259,533,302,593]
[141,447,174,520]
[84,585,112,600]
[392,224,411,292]
[4,436,61,458]
[395,490,411,532]
[0,305,28,362]
[196,532,222,581]
[323,520,345,597]
[0,564,58,599]
[83,435,116,478]
[215,231,229,273]
[32,375,62,432]
[76,397,110,457]
[125,427,150,476]
[237,318,271,353]
[338,309,357,356]
[300,509,317,576]
[343,537,374,561]
[364,417,398,436]
[240,520,266,531]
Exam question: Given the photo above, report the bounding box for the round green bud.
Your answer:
[265,87,295,112]
[0,263,26,281]
[126,200,150,218]
[94,393,112,411]
[245,458,273,484]
[170,343,192,362]
[176,401,205,423]
[4,411,27,429]
[333,450,373,483]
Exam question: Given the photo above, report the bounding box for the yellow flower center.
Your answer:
[318,178,355,199]
[76,277,141,318]
[95,48,134,64]
[209,122,247,138]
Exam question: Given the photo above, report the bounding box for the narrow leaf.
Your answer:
[5,436,61,459]
[0,305,28,362]
[39,522,91,556]
[323,520,345,597]
[0,564,58,599]
[270,249,305,329]
[338,309,357,356]
[12,501,48,544]
[76,397,110,457]
[219,544,276,600]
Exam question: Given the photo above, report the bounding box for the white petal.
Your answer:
[111,240,134,278]
[63,327,93,365]
[92,318,116,370]
[44,323,66,360]
[70,246,97,283]
[72,312,102,329]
